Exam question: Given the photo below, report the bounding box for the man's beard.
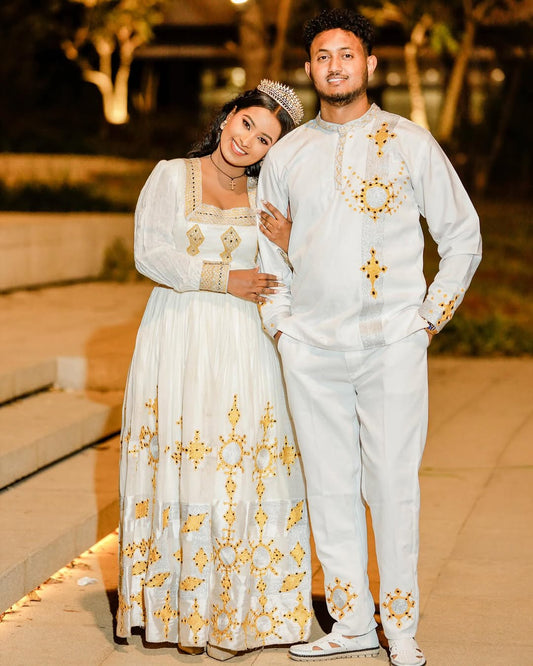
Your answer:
[311,71,368,107]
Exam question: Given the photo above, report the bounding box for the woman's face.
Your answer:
[219,106,283,167]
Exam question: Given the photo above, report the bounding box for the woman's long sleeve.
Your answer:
[134,160,203,292]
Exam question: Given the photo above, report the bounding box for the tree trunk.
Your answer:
[404,16,431,130]
[404,41,429,129]
[437,18,476,145]
[238,0,268,88]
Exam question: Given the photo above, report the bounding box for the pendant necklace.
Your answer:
[209,154,246,191]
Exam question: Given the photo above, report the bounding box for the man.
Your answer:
[257,8,481,666]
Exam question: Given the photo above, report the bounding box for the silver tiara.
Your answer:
[257,79,304,126]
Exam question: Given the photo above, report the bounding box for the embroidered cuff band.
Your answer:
[200,261,230,293]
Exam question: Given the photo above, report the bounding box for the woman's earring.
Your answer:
[220,119,227,129]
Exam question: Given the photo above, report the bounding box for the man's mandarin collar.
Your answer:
[314,103,379,133]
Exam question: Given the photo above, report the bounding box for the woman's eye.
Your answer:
[259,137,268,146]
[243,119,250,129]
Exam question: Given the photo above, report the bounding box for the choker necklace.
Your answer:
[209,154,246,191]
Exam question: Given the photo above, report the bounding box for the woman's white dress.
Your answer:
[117,158,312,650]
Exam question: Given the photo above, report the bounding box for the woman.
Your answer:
[116,81,312,660]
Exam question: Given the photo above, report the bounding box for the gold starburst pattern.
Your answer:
[382,588,415,628]
[210,603,239,645]
[326,578,358,620]
[183,430,212,469]
[367,122,397,157]
[284,592,313,640]
[343,166,407,222]
[153,590,178,639]
[181,599,209,644]
[218,395,249,474]
[280,437,298,475]
[361,248,388,299]
[245,607,283,643]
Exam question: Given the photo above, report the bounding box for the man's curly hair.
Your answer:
[303,8,375,57]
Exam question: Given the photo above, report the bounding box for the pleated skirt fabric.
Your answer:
[117,286,312,649]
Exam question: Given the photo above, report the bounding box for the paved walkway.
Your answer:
[1,282,532,665]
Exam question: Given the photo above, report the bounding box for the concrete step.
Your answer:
[0,389,123,489]
[0,434,120,613]
[0,357,56,405]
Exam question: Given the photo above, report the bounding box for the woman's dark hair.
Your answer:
[303,8,375,57]
[187,89,295,178]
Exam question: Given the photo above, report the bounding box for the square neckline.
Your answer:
[189,157,257,213]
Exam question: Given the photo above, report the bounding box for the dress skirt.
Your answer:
[117,285,312,649]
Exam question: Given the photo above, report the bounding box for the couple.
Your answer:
[117,8,482,666]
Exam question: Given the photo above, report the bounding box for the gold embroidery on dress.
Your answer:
[172,416,183,465]
[135,500,149,519]
[145,572,170,588]
[343,165,408,222]
[326,577,358,620]
[280,435,298,475]
[290,543,306,567]
[182,512,208,533]
[183,430,212,469]
[200,261,229,293]
[154,590,179,639]
[186,223,205,256]
[181,599,209,645]
[180,576,204,591]
[361,248,388,299]
[193,548,209,573]
[129,583,144,610]
[382,588,415,628]
[284,591,314,640]
[220,226,241,262]
[367,122,397,157]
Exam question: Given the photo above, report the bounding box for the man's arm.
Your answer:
[414,138,482,332]
[256,151,293,339]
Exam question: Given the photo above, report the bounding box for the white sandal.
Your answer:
[289,630,380,661]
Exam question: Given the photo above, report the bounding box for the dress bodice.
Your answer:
[180,158,259,269]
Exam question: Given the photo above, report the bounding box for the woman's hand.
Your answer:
[227,267,280,304]
[259,201,292,253]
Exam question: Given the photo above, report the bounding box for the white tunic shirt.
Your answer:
[257,104,482,351]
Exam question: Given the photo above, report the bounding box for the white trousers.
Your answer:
[278,330,429,639]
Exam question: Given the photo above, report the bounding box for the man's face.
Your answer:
[305,28,377,106]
